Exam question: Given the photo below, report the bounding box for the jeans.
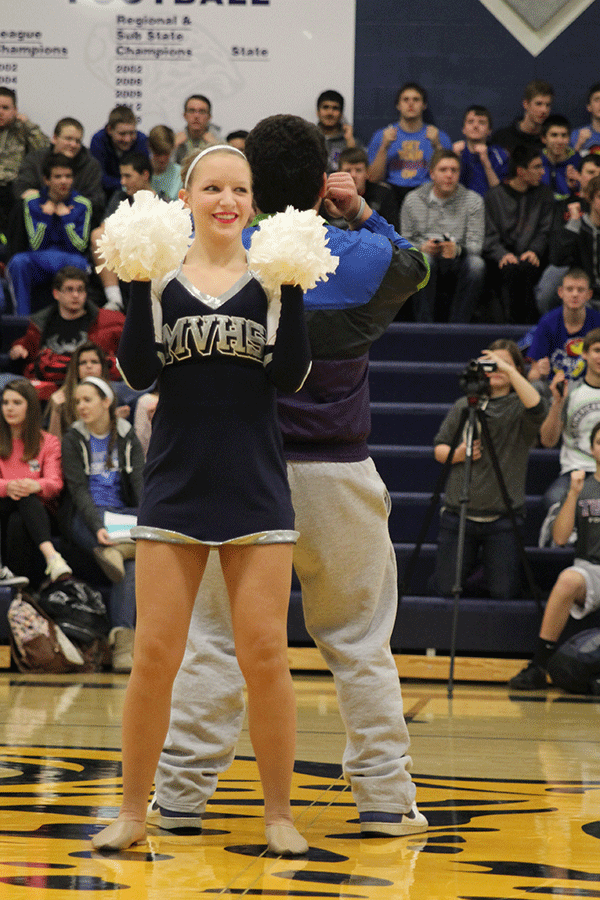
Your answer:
[542,473,572,516]
[6,250,91,315]
[534,265,568,316]
[413,252,485,323]
[491,258,540,324]
[68,507,136,629]
[433,509,523,599]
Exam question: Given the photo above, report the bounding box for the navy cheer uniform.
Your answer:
[118,270,311,546]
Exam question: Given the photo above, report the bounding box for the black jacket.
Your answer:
[60,418,144,537]
[552,213,600,294]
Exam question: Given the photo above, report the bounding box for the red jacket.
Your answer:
[11,299,125,394]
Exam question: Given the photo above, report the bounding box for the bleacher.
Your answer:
[287,321,589,660]
[1,315,597,671]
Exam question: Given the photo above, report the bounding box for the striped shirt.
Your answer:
[400,181,484,255]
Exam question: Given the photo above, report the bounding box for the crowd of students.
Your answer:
[2,79,600,321]
[1,80,600,695]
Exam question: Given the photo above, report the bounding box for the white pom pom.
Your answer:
[248,207,338,296]
[96,190,192,282]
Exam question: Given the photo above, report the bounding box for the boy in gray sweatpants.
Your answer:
[152,114,430,838]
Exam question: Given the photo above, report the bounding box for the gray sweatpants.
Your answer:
[155,458,416,815]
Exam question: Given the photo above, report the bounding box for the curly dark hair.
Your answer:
[244,115,328,214]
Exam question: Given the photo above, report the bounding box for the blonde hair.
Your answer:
[180,144,249,190]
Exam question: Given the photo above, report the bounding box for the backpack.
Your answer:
[546,628,600,694]
[36,576,110,645]
[8,592,86,674]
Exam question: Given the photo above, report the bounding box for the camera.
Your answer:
[459,358,492,398]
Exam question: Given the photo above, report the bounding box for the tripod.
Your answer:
[400,388,542,697]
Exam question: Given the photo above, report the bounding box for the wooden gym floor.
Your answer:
[0,665,598,899]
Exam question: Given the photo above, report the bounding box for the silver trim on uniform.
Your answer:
[177,269,254,310]
[131,526,299,546]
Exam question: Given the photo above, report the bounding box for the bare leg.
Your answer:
[92,540,208,850]
[540,568,586,642]
[219,542,307,855]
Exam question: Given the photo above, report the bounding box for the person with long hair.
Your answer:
[91,144,311,855]
[60,377,144,672]
[47,341,111,439]
[47,340,130,440]
[0,379,71,586]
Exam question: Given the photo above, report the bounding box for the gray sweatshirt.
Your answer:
[401,182,484,255]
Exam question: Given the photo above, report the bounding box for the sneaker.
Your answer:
[45,553,72,583]
[103,296,124,313]
[359,803,428,836]
[147,796,203,834]
[110,627,134,673]
[508,661,548,690]
[93,546,125,583]
[0,565,29,587]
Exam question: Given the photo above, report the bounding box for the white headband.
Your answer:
[80,376,114,400]
[183,144,248,189]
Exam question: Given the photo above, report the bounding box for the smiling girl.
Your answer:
[92,146,311,855]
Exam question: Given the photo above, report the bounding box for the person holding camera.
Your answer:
[432,340,548,599]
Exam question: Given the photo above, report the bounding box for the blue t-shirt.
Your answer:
[367,124,452,188]
[571,126,600,155]
[88,433,124,509]
[528,306,600,380]
[458,145,509,196]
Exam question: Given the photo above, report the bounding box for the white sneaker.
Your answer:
[110,627,134,673]
[146,795,203,832]
[45,554,72,583]
[104,297,124,312]
[0,565,29,587]
[359,803,428,836]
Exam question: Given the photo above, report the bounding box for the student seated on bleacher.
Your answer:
[6,266,124,402]
[483,145,554,324]
[59,376,144,672]
[452,104,509,197]
[526,268,600,384]
[552,174,600,306]
[509,429,600,690]
[90,151,154,312]
[400,149,485,323]
[0,378,72,587]
[432,340,548,599]
[5,153,92,315]
[535,154,600,316]
[13,116,105,227]
[537,328,600,541]
[321,147,399,230]
[46,340,128,441]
